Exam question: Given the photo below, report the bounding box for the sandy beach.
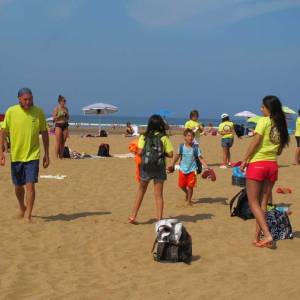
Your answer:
[1,133,300,300]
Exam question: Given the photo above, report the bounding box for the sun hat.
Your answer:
[221,113,229,119]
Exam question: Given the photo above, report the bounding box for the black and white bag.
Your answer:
[229,188,254,220]
[266,209,293,241]
[152,219,192,264]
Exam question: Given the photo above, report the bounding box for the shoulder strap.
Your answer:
[179,144,184,156]
[229,189,245,216]
[192,144,199,159]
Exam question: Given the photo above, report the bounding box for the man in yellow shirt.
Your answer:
[0,88,50,222]
[294,110,300,165]
[184,110,204,145]
[218,113,235,168]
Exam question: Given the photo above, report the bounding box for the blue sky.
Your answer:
[0,0,300,118]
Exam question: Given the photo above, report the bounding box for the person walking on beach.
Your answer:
[184,110,204,145]
[52,95,69,159]
[169,129,209,205]
[129,115,173,223]
[0,88,50,222]
[240,96,289,248]
[218,113,234,168]
[294,109,300,165]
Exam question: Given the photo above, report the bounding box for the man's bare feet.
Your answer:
[17,206,27,219]
[187,201,193,206]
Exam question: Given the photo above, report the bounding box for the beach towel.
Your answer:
[40,175,67,180]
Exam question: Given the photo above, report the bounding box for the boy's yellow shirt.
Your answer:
[218,121,234,139]
[184,120,202,138]
[250,117,280,163]
[295,117,300,137]
[2,105,47,162]
[138,133,173,154]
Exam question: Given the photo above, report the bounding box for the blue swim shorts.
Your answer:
[221,138,234,148]
[11,160,40,186]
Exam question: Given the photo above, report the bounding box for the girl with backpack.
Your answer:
[240,96,289,248]
[129,115,174,224]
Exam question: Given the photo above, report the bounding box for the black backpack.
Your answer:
[142,133,165,172]
[229,188,254,220]
[97,144,110,157]
[234,124,245,138]
[266,209,293,241]
[179,143,202,174]
[100,130,108,137]
[62,146,71,158]
[152,221,192,264]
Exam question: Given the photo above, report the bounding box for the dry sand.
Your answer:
[0,134,300,300]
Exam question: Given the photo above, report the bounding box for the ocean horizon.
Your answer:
[51,115,297,129]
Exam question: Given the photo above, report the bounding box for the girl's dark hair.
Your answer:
[58,95,66,103]
[190,110,199,119]
[222,117,229,122]
[263,95,289,149]
[298,109,300,116]
[144,114,167,137]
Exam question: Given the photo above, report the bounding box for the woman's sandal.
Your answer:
[254,239,275,249]
[128,217,137,225]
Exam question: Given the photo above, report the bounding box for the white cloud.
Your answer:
[0,0,14,6]
[127,0,300,28]
[51,0,85,19]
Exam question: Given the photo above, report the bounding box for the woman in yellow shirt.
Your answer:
[294,110,300,165]
[129,115,174,224]
[218,113,235,168]
[241,96,289,248]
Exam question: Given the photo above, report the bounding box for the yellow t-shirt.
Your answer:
[184,120,202,139]
[218,121,234,139]
[138,133,174,154]
[295,117,300,137]
[250,117,280,163]
[1,105,47,162]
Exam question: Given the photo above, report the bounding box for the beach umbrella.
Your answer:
[234,111,257,118]
[82,103,118,134]
[157,109,172,117]
[282,106,297,115]
[247,116,262,123]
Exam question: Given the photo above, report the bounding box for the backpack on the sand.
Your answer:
[98,144,110,157]
[266,209,293,241]
[179,143,202,174]
[229,188,254,220]
[152,219,192,264]
[63,146,71,158]
[142,133,165,172]
[99,130,108,137]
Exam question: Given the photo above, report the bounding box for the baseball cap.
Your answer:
[221,113,229,119]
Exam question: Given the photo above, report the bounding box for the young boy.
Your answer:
[184,110,204,145]
[169,129,208,205]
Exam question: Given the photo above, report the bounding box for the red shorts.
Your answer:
[178,171,197,189]
[246,161,278,182]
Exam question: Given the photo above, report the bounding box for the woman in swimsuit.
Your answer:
[52,95,69,158]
